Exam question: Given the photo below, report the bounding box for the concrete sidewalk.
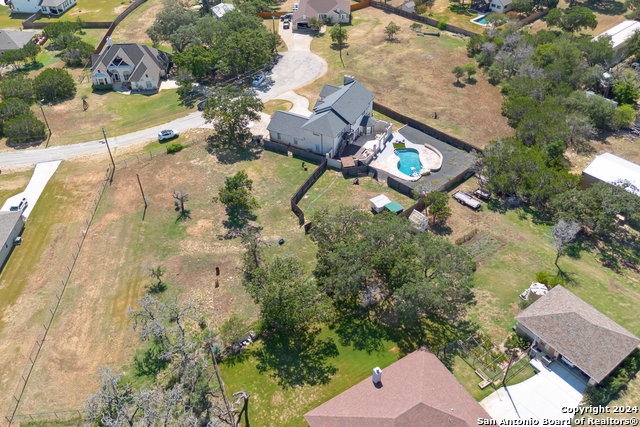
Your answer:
[1,160,62,219]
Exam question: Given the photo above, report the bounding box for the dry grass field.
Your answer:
[0,130,414,417]
[527,0,629,35]
[298,7,513,149]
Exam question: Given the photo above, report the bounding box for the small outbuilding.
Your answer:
[370,194,391,213]
[384,201,404,214]
[401,1,415,12]
[581,152,640,195]
[0,211,24,270]
[408,209,428,232]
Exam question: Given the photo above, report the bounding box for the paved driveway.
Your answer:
[0,25,327,169]
[0,160,61,219]
[480,358,586,424]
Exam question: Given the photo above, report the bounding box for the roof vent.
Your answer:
[344,74,356,85]
[107,37,113,47]
[372,367,382,386]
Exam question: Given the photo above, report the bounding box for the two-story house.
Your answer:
[90,39,171,92]
[267,76,375,156]
[8,0,76,15]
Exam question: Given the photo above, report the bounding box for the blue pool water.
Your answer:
[395,148,422,177]
[475,16,490,25]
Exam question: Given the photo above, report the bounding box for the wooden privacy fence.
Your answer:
[369,1,479,37]
[517,8,549,25]
[291,159,328,225]
[373,101,482,153]
[351,0,371,11]
[95,0,148,53]
[257,11,288,18]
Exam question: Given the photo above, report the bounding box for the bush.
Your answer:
[92,84,113,91]
[534,271,566,289]
[455,228,478,245]
[610,104,636,130]
[166,143,185,154]
[437,21,447,31]
[416,4,427,14]
[4,114,47,143]
[0,75,34,104]
[34,68,76,104]
[220,316,250,345]
[62,40,95,67]
[505,332,531,350]
[0,98,31,134]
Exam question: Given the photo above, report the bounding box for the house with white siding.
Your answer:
[90,39,171,92]
[8,0,76,15]
[267,76,375,156]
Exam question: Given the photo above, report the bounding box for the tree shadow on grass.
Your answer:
[220,210,258,239]
[589,0,627,15]
[206,134,263,165]
[329,42,350,51]
[329,304,388,354]
[255,331,338,388]
[220,347,252,368]
[132,344,170,380]
[516,205,554,226]
[453,81,466,88]
[429,223,453,236]
[175,208,191,222]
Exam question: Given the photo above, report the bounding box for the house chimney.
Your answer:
[344,75,356,85]
[107,37,113,47]
[372,367,382,385]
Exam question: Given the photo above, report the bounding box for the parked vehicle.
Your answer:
[252,74,265,86]
[13,236,22,246]
[158,129,179,141]
[293,3,299,10]
[10,198,28,212]
[283,21,290,29]
[280,12,292,20]
[197,100,206,111]
[453,191,481,210]
[473,188,491,200]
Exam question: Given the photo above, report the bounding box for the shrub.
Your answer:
[0,75,34,105]
[534,271,566,289]
[4,114,47,143]
[0,98,31,134]
[610,104,636,130]
[437,21,447,31]
[166,143,185,154]
[505,332,531,350]
[220,315,250,345]
[416,4,427,14]
[62,40,95,67]
[455,228,478,245]
[34,68,76,104]
[92,84,113,91]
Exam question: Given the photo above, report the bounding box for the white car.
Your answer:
[293,3,299,10]
[252,74,265,86]
[158,129,179,141]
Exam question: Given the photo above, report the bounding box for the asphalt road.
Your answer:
[0,28,327,169]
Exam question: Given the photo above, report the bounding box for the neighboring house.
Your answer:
[292,0,350,29]
[90,39,171,92]
[488,0,511,12]
[516,285,640,386]
[305,346,492,426]
[593,20,640,65]
[0,211,24,271]
[401,0,415,12]
[581,152,640,195]
[211,2,233,19]
[7,0,76,14]
[267,76,375,156]
[0,30,37,56]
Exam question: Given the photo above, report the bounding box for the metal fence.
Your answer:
[291,160,328,225]
[3,145,168,426]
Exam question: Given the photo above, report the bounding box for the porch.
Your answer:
[529,345,591,386]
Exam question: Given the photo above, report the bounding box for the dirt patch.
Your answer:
[111,0,166,45]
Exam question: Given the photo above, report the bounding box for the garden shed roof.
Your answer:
[385,201,404,213]
[305,347,492,427]
[516,285,640,383]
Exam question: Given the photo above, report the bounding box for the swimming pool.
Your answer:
[474,15,490,25]
[395,148,422,177]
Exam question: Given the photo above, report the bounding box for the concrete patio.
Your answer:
[480,358,586,424]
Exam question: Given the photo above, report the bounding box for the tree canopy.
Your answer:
[202,88,263,146]
[212,170,260,215]
[546,6,598,33]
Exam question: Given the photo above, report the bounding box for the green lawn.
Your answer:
[220,327,401,427]
[0,6,32,29]
[35,0,128,23]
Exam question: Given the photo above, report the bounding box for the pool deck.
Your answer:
[371,132,442,182]
[370,126,474,192]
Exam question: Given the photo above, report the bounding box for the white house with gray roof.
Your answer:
[0,211,24,271]
[8,0,76,14]
[267,76,375,155]
[90,39,171,92]
[211,2,234,19]
[0,30,37,56]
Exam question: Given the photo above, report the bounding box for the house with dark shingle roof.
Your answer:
[90,38,171,92]
[516,285,640,386]
[292,0,350,29]
[305,346,492,427]
[0,30,37,56]
[267,76,375,156]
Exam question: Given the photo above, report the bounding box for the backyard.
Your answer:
[298,7,513,149]
[526,0,629,35]
[386,0,485,33]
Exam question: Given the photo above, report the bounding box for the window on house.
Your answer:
[146,81,153,89]
[315,145,320,152]
[319,14,326,19]
[497,5,501,8]
[341,14,347,19]
[277,133,281,140]
[294,139,298,145]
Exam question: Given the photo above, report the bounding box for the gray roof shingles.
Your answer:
[267,110,308,140]
[0,30,36,52]
[313,80,374,124]
[302,110,348,137]
[0,211,23,246]
[40,0,69,7]
[516,285,640,383]
[91,43,170,83]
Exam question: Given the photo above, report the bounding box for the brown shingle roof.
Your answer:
[304,347,491,427]
[293,0,350,22]
[516,285,640,383]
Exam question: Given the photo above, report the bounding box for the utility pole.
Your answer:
[502,350,517,386]
[136,174,147,208]
[102,127,115,171]
[39,99,51,147]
